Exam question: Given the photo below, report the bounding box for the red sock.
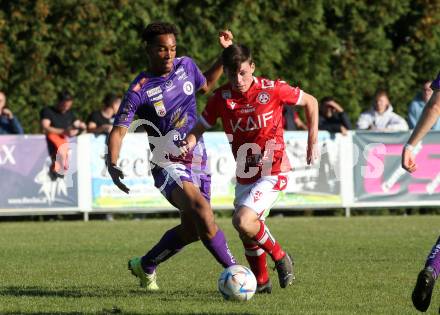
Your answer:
[253,221,285,262]
[244,242,269,285]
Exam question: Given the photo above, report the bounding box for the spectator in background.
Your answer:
[0,91,24,134]
[40,91,86,179]
[319,96,352,135]
[87,93,121,135]
[283,105,307,130]
[408,80,440,130]
[88,93,121,221]
[356,90,408,131]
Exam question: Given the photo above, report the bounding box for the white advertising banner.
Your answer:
[89,131,343,211]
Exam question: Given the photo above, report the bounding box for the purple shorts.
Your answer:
[431,72,440,90]
[151,162,211,204]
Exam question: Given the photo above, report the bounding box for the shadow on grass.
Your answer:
[1,286,219,300]
[135,288,221,302]
[3,313,85,315]
[0,286,116,298]
[3,313,257,315]
[3,312,257,315]
[0,286,258,315]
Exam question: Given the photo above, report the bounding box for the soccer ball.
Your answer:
[218,265,257,301]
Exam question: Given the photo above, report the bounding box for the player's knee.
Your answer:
[196,214,217,240]
[232,212,249,233]
[181,197,206,215]
[233,208,259,236]
[191,201,215,227]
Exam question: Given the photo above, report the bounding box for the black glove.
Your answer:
[107,161,130,194]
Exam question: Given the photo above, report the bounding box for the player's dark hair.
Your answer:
[142,22,178,45]
[103,93,119,108]
[222,44,253,72]
[320,96,335,105]
[58,90,73,102]
[374,89,388,100]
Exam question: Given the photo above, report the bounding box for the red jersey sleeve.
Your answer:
[278,81,303,105]
[200,92,222,128]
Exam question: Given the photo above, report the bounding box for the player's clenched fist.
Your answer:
[402,146,417,173]
[219,30,233,49]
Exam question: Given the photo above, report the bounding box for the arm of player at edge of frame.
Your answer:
[402,90,440,173]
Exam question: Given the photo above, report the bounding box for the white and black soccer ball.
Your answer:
[218,265,257,301]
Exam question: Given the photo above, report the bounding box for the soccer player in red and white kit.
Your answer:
[181,44,319,293]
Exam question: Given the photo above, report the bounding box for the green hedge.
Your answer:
[0,0,438,133]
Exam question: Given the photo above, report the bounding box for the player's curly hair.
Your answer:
[142,22,178,45]
[222,44,253,72]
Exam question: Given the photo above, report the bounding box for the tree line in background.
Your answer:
[0,0,439,133]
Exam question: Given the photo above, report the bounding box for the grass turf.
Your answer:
[0,215,438,314]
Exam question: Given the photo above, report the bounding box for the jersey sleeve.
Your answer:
[87,111,99,124]
[113,89,142,128]
[431,71,440,90]
[70,110,77,123]
[40,107,52,121]
[187,57,207,91]
[278,81,303,105]
[200,92,221,129]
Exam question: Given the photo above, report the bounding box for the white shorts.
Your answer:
[233,174,289,221]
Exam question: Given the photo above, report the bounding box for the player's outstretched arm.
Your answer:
[402,90,440,173]
[107,126,130,194]
[180,121,207,156]
[199,30,233,95]
[300,92,319,165]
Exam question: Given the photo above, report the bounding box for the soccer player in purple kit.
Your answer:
[107,22,236,291]
[402,71,440,312]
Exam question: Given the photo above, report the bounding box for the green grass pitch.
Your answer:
[0,215,438,314]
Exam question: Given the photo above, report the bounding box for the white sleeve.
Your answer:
[356,113,372,130]
[387,113,409,131]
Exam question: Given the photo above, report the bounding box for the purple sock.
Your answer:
[141,227,186,274]
[425,236,440,279]
[202,229,236,268]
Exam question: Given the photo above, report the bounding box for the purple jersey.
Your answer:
[432,71,440,90]
[114,56,207,165]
